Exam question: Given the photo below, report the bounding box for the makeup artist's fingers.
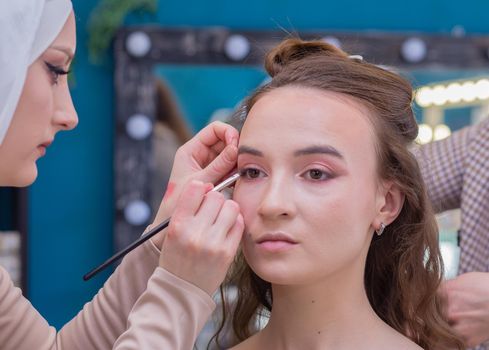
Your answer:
[193,121,239,149]
[199,144,238,184]
[171,180,210,218]
[159,191,243,295]
[211,200,241,239]
[185,122,238,168]
[196,191,226,225]
[150,123,238,249]
[223,213,245,253]
[149,180,215,249]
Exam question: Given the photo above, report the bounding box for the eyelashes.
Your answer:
[239,168,264,179]
[44,61,70,84]
[238,167,334,181]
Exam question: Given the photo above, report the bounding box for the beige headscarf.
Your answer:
[0,0,72,145]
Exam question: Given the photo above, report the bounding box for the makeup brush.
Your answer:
[83,173,241,281]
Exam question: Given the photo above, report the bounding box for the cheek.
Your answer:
[232,182,260,228]
[305,184,373,249]
[19,62,54,127]
[22,68,53,121]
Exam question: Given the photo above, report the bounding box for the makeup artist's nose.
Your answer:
[53,84,78,131]
[257,174,296,220]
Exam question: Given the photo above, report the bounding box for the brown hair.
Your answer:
[213,38,463,350]
[155,79,192,144]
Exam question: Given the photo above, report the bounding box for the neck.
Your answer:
[258,262,386,350]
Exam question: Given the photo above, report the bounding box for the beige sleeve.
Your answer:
[113,267,216,350]
[0,265,57,349]
[0,238,160,350]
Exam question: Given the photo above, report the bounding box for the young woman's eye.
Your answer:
[45,62,70,85]
[239,168,265,180]
[303,168,332,181]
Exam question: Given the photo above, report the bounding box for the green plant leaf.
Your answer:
[87,0,158,64]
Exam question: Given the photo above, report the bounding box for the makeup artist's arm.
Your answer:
[113,180,244,350]
[0,122,237,350]
[55,122,238,350]
[0,122,238,350]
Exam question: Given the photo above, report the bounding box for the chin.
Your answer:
[9,166,38,187]
[248,260,302,285]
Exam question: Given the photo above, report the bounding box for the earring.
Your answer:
[376,222,386,236]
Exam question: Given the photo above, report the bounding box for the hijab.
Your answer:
[0,0,72,145]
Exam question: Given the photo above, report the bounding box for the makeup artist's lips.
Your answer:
[37,140,53,157]
[256,233,298,252]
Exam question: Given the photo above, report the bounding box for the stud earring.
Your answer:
[376,222,386,236]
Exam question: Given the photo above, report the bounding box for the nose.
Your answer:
[257,174,296,220]
[52,83,78,131]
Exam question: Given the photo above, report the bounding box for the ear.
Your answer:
[373,180,404,231]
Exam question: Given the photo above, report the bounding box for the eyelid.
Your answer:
[238,166,267,179]
[45,61,70,75]
[301,164,335,180]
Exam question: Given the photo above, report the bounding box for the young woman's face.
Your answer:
[234,86,384,286]
[0,11,77,186]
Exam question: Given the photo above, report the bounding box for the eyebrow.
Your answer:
[50,46,75,63]
[238,145,344,160]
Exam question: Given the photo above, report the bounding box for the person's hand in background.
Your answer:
[440,272,489,348]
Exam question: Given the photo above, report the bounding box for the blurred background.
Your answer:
[0,0,488,331]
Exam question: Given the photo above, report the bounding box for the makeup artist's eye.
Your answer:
[45,62,70,85]
[239,168,265,180]
[303,168,332,181]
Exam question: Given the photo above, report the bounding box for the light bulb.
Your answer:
[434,124,451,141]
[224,35,250,61]
[416,124,433,144]
[401,37,427,63]
[126,31,152,57]
[126,114,152,140]
[321,36,342,49]
[415,87,433,107]
[124,200,151,226]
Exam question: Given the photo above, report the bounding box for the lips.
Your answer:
[255,233,298,253]
[37,139,53,157]
[256,233,298,244]
[39,140,53,148]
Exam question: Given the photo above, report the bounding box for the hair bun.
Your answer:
[264,38,349,77]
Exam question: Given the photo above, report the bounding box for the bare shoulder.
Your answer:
[227,334,260,350]
[377,327,423,350]
[388,337,423,350]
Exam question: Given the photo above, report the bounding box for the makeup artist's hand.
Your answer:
[439,272,489,348]
[151,121,239,249]
[159,180,244,295]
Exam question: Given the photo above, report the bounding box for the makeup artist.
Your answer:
[0,1,242,349]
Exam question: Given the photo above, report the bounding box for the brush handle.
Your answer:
[83,173,240,281]
[83,218,170,281]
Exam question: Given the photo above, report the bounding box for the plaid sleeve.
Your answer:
[414,124,472,213]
